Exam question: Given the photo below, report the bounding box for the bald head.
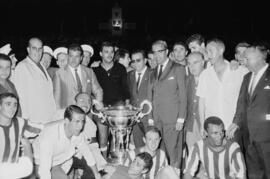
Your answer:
[187,52,205,76]
[244,46,267,73]
[27,37,43,63]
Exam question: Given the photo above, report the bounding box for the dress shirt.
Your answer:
[68,65,82,85]
[197,61,248,129]
[248,64,268,94]
[135,66,147,88]
[158,58,169,75]
[32,120,96,179]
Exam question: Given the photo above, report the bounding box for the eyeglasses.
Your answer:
[152,49,167,54]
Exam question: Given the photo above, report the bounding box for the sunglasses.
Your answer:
[131,58,143,63]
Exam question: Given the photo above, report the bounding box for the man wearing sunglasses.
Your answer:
[148,40,187,173]
[127,50,151,148]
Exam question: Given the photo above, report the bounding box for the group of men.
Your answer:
[0,33,269,179]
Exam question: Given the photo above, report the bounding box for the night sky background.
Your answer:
[0,0,269,63]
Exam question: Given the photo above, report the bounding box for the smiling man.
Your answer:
[32,105,101,179]
[53,43,103,110]
[184,116,246,179]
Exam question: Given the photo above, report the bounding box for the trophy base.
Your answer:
[108,150,128,166]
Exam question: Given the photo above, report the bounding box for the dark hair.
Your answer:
[114,48,129,62]
[204,116,224,131]
[28,37,43,47]
[0,93,18,105]
[186,34,205,46]
[100,41,114,51]
[145,126,161,137]
[173,41,188,51]
[0,53,12,64]
[68,43,83,56]
[235,42,250,53]
[136,152,153,173]
[131,49,146,59]
[64,105,85,121]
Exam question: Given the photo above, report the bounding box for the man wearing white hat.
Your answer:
[41,45,53,69]
[53,47,68,69]
[81,44,94,67]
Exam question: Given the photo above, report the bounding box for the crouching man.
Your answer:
[32,105,101,179]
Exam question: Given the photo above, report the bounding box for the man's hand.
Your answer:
[226,123,239,139]
[148,119,154,126]
[93,100,104,111]
[175,121,184,131]
[200,129,207,139]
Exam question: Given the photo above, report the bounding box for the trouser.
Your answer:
[32,164,69,179]
[132,119,147,148]
[156,120,184,169]
[71,157,95,179]
[246,140,270,179]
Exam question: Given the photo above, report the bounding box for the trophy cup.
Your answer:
[91,100,152,165]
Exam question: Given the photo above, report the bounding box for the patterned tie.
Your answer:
[75,68,82,93]
[158,65,163,80]
[136,73,141,93]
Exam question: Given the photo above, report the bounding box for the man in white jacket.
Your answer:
[13,37,56,130]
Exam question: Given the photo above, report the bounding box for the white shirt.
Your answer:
[32,120,96,179]
[158,58,169,74]
[52,110,107,169]
[0,157,33,179]
[197,61,248,129]
[248,64,268,94]
[135,66,147,88]
[69,65,82,84]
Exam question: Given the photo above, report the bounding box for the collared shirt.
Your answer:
[68,65,82,84]
[32,120,96,179]
[93,62,130,106]
[248,64,269,93]
[184,139,246,179]
[197,61,248,129]
[135,66,147,88]
[158,58,169,74]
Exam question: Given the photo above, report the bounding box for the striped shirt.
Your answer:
[125,147,168,179]
[184,139,246,179]
[0,117,41,163]
[0,117,25,163]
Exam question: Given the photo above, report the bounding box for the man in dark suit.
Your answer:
[228,44,270,179]
[127,50,151,148]
[53,44,103,110]
[148,40,187,171]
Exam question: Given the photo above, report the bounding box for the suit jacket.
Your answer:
[127,68,151,120]
[13,57,56,124]
[149,60,187,124]
[53,65,103,109]
[233,65,270,142]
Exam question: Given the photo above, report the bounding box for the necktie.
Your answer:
[136,73,141,93]
[249,73,257,96]
[158,65,163,80]
[37,63,48,80]
[75,68,82,93]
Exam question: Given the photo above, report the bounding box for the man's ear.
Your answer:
[27,47,30,54]
[143,137,146,144]
[99,51,102,57]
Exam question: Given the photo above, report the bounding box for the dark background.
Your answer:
[0,0,269,62]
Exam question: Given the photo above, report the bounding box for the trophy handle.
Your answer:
[91,99,105,122]
[138,100,152,119]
